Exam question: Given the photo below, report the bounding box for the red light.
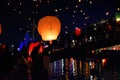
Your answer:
[27,57,32,62]
[102,58,107,67]
[75,27,81,36]
[38,45,43,54]
[28,42,40,56]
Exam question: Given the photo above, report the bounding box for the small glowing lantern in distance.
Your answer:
[38,16,61,42]
[75,27,81,36]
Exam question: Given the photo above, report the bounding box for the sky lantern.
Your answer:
[75,27,81,36]
[0,24,2,35]
[38,16,61,42]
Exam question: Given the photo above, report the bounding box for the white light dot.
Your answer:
[13,9,17,11]
[78,0,82,2]
[84,23,86,25]
[73,21,75,24]
[33,0,37,2]
[106,12,109,15]
[85,16,90,20]
[72,15,75,18]
[65,7,68,10]
[12,53,14,55]
[76,5,78,8]
[19,27,22,31]
[19,11,22,14]
[20,2,22,5]
[65,31,68,34]
[47,0,50,3]
[27,31,30,33]
[94,27,97,30]
[73,10,76,13]
[83,13,85,15]
[36,4,39,7]
[90,36,92,40]
[59,8,62,11]
[11,45,14,47]
[39,0,42,3]
[36,11,38,14]
[54,9,58,12]
[7,2,10,5]
[85,17,87,20]
[28,18,31,21]
[117,8,120,11]
[80,10,83,13]
[89,1,92,4]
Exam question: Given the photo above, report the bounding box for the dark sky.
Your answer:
[0,0,120,47]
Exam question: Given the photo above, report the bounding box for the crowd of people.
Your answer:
[0,43,48,80]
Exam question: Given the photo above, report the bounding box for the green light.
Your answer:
[115,12,120,22]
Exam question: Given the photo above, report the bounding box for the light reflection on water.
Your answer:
[48,58,101,80]
[48,58,120,80]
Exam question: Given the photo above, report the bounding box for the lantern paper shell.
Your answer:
[75,27,81,36]
[38,16,61,41]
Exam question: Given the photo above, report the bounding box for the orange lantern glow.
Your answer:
[38,16,61,41]
[75,27,81,36]
[0,24,2,35]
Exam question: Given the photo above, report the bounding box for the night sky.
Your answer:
[0,0,120,47]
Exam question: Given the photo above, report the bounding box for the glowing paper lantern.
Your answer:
[75,27,81,36]
[0,24,2,35]
[38,16,61,41]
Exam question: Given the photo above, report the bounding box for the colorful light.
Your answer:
[102,58,107,67]
[38,45,43,54]
[115,12,120,22]
[28,42,40,56]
